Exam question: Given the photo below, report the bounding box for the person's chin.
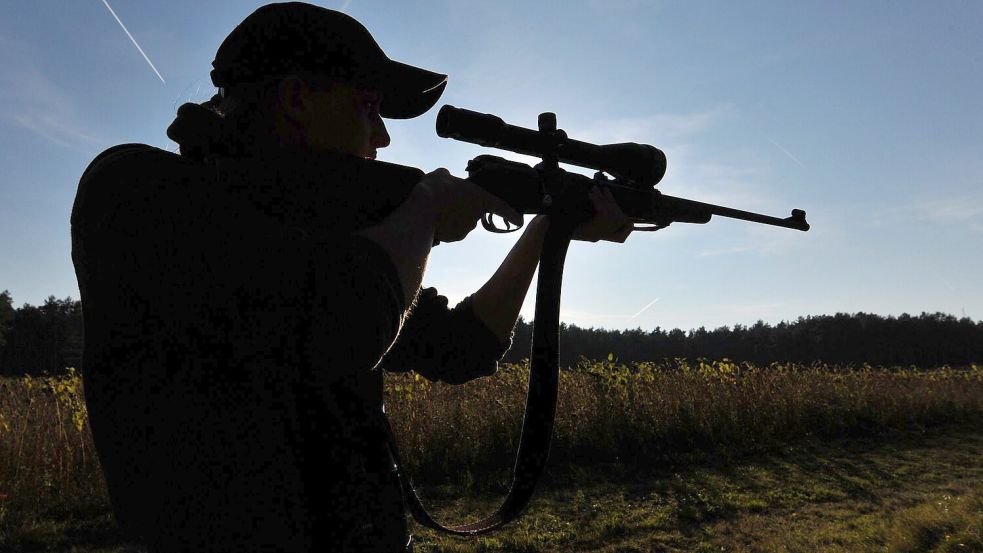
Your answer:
[321,145,369,159]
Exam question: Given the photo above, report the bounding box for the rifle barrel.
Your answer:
[711,204,810,231]
[658,193,810,231]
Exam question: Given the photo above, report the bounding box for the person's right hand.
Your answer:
[416,168,523,244]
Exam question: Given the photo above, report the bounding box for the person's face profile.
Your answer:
[302,79,390,159]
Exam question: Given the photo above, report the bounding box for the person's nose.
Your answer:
[371,117,390,149]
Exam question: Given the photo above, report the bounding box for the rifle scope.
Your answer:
[436,105,667,188]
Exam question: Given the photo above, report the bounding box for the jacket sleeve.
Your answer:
[305,234,407,386]
[377,287,513,384]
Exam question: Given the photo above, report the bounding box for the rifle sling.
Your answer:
[382,224,573,535]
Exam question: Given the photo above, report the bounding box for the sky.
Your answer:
[1,1,981,333]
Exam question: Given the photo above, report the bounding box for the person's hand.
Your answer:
[572,184,634,243]
[417,168,523,244]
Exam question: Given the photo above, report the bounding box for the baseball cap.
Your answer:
[210,2,448,119]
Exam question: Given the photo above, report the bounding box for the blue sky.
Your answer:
[1,1,981,332]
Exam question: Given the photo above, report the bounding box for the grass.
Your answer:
[384,359,983,487]
[408,427,983,552]
[1,360,981,551]
[0,369,108,538]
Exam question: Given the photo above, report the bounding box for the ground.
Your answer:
[410,426,982,552]
[2,425,980,552]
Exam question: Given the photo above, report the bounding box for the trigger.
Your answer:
[482,213,520,233]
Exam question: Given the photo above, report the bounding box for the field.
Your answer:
[1,360,981,551]
[406,427,983,552]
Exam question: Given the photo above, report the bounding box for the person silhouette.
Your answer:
[71,2,632,551]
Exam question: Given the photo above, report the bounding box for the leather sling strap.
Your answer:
[382,223,574,535]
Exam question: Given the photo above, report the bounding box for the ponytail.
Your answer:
[166,86,275,162]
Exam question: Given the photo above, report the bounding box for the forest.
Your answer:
[0,290,980,377]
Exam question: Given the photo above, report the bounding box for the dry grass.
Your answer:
[0,369,107,528]
[385,360,983,486]
[1,360,981,548]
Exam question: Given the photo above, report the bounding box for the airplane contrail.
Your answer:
[340,0,353,12]
[628,297,661,321]
[101,0,166,85]
[765,135,806,169]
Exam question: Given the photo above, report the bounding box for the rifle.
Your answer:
[437,105,809,234]
[384,105,810,537]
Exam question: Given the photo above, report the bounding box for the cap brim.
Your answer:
[375,60,448,120]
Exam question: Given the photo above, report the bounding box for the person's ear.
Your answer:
[276,75,314,125]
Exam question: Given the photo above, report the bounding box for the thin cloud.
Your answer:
[697,244,757,257]
[659,145,773,210]
[101,0,166,84]
[712,300,794,320]
[697,222,803,257]
[340,0,353,12]
[11,112,101,151]
[878,191,983,233]
[0,47,105,153]
[576,105,733,144]
[920,195,983,222]
[562,106,776,209]
[923,196,983,234]
[568,108,781,212]
[559,308,635,323]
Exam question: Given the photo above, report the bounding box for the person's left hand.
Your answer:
[571,184,634,243]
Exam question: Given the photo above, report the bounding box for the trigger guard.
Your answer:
[482,213,521,233]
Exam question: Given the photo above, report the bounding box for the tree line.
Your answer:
[0,292,83,377]
[0,290,980,377]
[503,312,983,368]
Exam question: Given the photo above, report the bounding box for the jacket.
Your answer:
[70,143,511,551]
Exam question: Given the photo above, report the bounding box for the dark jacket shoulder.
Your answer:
[72,144,193,230]
[78,143,187,189]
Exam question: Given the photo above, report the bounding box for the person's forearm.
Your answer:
[470,215,551,344]
[353,185,436,310]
